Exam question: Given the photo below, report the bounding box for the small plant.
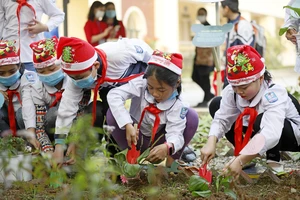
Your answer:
[191,115,212,150]
[0,135,28,156]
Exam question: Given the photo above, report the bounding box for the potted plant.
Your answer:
[0,133,33,184]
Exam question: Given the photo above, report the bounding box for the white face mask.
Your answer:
[197,15,206,23]
[95,10,105,19]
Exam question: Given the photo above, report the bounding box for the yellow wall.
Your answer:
[65,0,89,40]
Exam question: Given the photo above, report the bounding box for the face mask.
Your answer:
[95,10,105,19]
[168,90,179,100]
[38,69,64,87]
[0,71,21,87]
[72,73,95,89]
[197,15,206,23]
[105,10,116,18]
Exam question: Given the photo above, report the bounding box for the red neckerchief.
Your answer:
[49,89,64,108]
[234,107,258,156]
[137,103,162,143]
[7,88,22,136]
[92,48,144,125]
[16,0,36,56]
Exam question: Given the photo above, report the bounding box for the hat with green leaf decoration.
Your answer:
[226,45,265,86]
[0,40,19,66]
[30,36,59,68]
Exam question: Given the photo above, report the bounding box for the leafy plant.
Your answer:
[191,115,212,150]
[279,6,300,36]
[0,135,28,156]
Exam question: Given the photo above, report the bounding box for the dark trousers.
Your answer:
[192,65,214,102]
[0,105,24,136]
[209,96,300,162]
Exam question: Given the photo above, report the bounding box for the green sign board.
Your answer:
[191,23,233,48]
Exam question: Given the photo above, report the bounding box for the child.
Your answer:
[106,50,199,165]
[0,40,39,147]
[22,37,90,159]
[201,45,300,179]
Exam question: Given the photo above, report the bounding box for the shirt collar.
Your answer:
[144,90,178,111]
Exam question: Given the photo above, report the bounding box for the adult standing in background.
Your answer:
[18,0,64,71]
[192,8,215,108]
[99,2,126,43]
[0,0,18,41]
[84,1,113,47]
[221,0,255,88]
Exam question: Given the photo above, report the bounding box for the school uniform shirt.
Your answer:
[0,70,37,112]
[84,20,102,47]
[0,0,18,40]
[19,0,64,63]
[54,38,153,140]
[22,75,68,129]
[107,76,189,154]
[209,81,300,155]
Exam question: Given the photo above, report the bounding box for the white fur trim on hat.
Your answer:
[0,57,19,66]
[148,55,181,75]
[61,51,97,71]
[34,57,57,68]
[228,66,265,86]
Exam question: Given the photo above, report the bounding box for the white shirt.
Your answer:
[0,69,37,112]
[209,82,300,155]
[0,0,18,40]
[55,38,153,140]
[22,74,68,129]
[107,76,190,154]
[19,0,64,62]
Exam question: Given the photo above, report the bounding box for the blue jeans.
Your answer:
[23,62,36,72]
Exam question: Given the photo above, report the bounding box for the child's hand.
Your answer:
[26,18,48,36]
[64,143,76,165]
[125,124,137,147]
[222,157,242,181]
[146,144,168,163]
[52,144,64,168]
[286,28,297,44]
[200,136,217,164]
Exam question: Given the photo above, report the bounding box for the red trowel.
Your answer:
[126,143,140,164]
[199,163,213,184]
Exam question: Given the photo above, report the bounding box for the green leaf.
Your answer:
[137,148,150,164]
[114,149,127,165]
[216,175,220,192]
[147,164,155,184]
[165,161,180,173]
[192,190,212,198]
[279,27,289,36]
[224,189,237,200]
[123,163,141,178]
[188,175,209,192]
[284,5,300,17]
[220,176,231,188]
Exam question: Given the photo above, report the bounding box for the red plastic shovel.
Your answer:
[126,143,140,164]
[199,163,212,184]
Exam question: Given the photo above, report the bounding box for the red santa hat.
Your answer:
[226,45,265,86]
[30,36,59,68]
[56,37,98,74]
[148,50,183,75]
[0,40,19,66]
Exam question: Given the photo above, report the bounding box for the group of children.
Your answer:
[0,34,299,178]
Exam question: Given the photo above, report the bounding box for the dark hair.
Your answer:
[87,1,104,21]
[144,64,182,96]
[198,7,207,15]
[264,69,272,84]
[102,2,119,26]
[221,0,239,13]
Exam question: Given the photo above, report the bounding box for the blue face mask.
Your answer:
[72,74,95,89]
[105,10,116,18]
[168,90,179,100]
[38,69,64,86]
[0,71,21,87]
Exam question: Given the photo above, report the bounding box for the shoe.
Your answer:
[267,160,284,174]
[181,146,197,163]
[194,101,208,108]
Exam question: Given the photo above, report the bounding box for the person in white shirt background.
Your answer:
[0,0,18,41]
[17,0,64,71]
[106,50,199,166]
[200,45,300,180]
